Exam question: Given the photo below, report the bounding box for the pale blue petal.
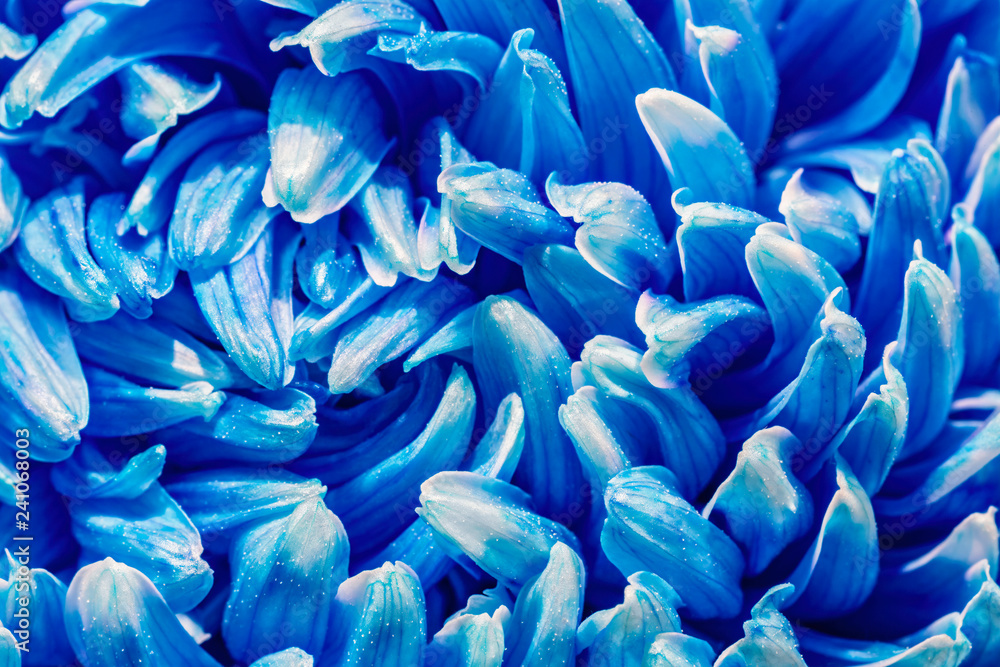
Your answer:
[69,484,213,611]
[957,565,1000,667]
[157,389,318,465]
[86,192,176,319]
[949,217,1000,382]
[576,571,682,666]
[223,498,349,662]
[163,468,326,551]
[323,561,426,667]
[778,169,864,271]
[546,177,672,290]
[438,162,574,264]
[169,138,278,271]
[249,648,314,667]
[326,277,471,393]
[714,584,807,667]
[417,470,582,588]
[371,27,502,89]
[574,336,725,499]
[559,386,631,489]
[425,608,505,667]
[936,50,1000,182]
[0,22,35,60]
[637,89,755,208]
[64,559,222,667]
[601,466,745,619]
[703,426,813,576]
[473,295,585,519]
[121,109,266,236]
[190,220,300,390]
[784,457,878,620]
[504,542,584,667]
[643,632,716,666]
[117,62,221,164]
[52,440,165,500]
[0,269,87,459]
[14,180,119,321]
[558,0,677,216]
[264,68,392,224]
[0,556,72,666]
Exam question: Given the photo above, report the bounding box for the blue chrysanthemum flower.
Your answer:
[0,0,998,665]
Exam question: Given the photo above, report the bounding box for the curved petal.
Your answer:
[949,217,1000,382]
[644,632,716,666]
[935,50,1000,182]
[0,151,26,251]
[425,609,505,667]
[601,466,745,619]
[265,68,392,224]
[778,169,863,272]
[0,555,72,666]
[64,559,222,667]
[715,584,807,667]
[52,439,165,501]
[249,648,314,667]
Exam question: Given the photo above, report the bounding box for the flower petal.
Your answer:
[714,584,807,666]
[778,169,864,272]
[52,439,165,500]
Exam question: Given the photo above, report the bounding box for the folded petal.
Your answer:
[14,179,119,321]
[601,466,745,619]
[223,498,349,663]
[473,295,585,519]
[439,162,574,264]
[703,426,813,576]
[714,584,807,667]
[52,439,165,500]
[575,336,725,499]
[69,483,212,611]
[64,559,222,667]
[637,89,755,208]
[418,470,582,588]
[546,177,672,290]
[0,21,36,60]
[957,565,1000,666]
[265,67,392,224]
[190,220,300,390]
[644,632,716,666]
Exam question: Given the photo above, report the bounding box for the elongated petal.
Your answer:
[0,269,87,459]
[601,466,745,619]
[169,138,277,271]
[75,313,238,388]
[64,559,222,667]
[834,343,908,496]
[950,217,1000,382]
[936,51,1000,181]
[714,584,807,666]
[0,22,36,60]
[558,0,677,216]
[473,295,585,519]
[559,386,631,489]
[223,498,348,662]
[784,457,878,620]
[121,109,266,235]
[326,277,471,393]
[504,542,584,667]
[191,221,300,390]
[703,426,813,576]
[14,180,119,321]
[439,162,574,264]
[327,364,475,555]
[265,68,392,224]
[637,89,755,208]
[523,244,644,355]
[0,0,248,128]
[69,483,212,611]
[546,177,672,290]
[576,571,681,665]
[157,389,317,465]
[575,336,725,499]
[291,281,391,363]
[418,471,582,588]
[163,468,326,550]
[117,62,221,163]
[52,440,165,500]
[0,152,26,251]
[0,557,73,666]
[323,561,426,667]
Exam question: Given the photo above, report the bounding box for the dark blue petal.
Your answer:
[223,497,349,662]
[64,559,222,667]
[601,466,745,619]
[265,68,393,224]
[0,554,73,666]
